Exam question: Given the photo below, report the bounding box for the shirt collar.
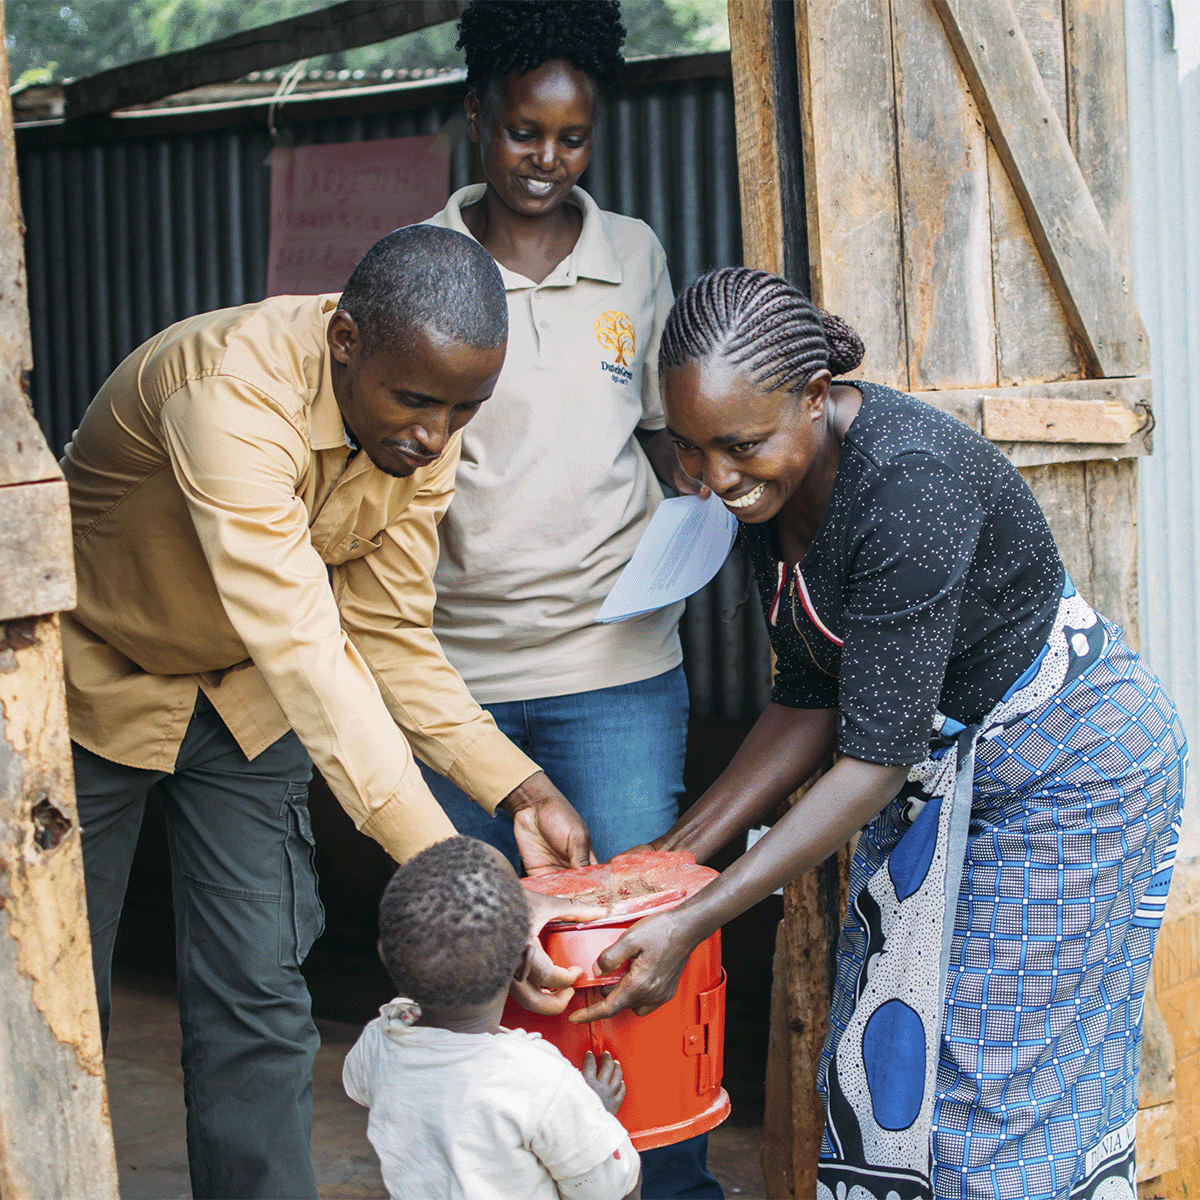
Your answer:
[308,296,351,451]
[440,184,623,288]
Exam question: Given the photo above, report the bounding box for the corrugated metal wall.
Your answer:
[1128,0,1200,859]
[15,58,771,724]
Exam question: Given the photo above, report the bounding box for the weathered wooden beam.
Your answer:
[728,0,805,281]
[988,1,1083,385]
[793,0,908,389]
[0,479,75,622]
[62,0,465,121]
[916,376,1152,466]
[890,0,997,390]
[932,0,1149,378]
[0,615,119,1200]
[0,51,58,491]
[1064,0,1134,286]
[0,13,117,1195]
[982,396,1140,444]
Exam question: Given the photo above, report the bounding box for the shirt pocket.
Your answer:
[323,530,383,566]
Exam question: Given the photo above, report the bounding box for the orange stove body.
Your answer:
[501,919,730,1151]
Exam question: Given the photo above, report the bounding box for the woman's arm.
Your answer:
[571,754,910,1023]
[651,703,839,864]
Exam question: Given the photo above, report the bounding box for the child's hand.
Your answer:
[581,1050,626,1115]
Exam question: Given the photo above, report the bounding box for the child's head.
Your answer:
[378,836,531,1010]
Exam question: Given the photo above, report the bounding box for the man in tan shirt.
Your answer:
[63,226,596,1200]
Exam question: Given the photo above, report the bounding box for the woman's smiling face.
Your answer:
[663,357,832,522]
[467,59,597,218]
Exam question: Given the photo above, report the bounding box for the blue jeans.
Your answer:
[422,664,722,1199]
[75,693,321,1200]
[420,665,690,868]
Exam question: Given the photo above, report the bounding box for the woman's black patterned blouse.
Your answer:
[738,381,1064,766]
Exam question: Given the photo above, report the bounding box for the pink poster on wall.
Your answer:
[266,135,452,296]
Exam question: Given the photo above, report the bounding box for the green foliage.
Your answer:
[2,0,728,86]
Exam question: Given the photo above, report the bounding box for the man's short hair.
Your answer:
[378,836,530,1008]
[339,224,507,357]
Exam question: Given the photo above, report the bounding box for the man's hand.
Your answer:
[500,772,597,877]
[510,889,607,1015]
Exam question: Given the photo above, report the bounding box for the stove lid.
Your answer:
[521,850,719,928]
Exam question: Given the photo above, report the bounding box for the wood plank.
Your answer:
[1083,458,1139,645]
[0,613,119,1200]
[916,376,1151,460]
[989,3,1083,385]
[0,35,61,490]
[890,0,997,389]
[793,0,908,389]
[729,0,784,276]
[1015,0,1068,121]
[987,139,1085,386]
[1062,5,1142,663]
[1020,462,1092,599]
[780,848,848,1200]
[61,0,465,121]
[932,0,1150,377]
[1064,0,1134,284]
[0,395,61,489]
[982,395,1141,443]
[762,921,794,1198]
[0,479,76,622]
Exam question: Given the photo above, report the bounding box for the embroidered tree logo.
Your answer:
[594,311,635,366]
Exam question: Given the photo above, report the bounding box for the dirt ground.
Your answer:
[106,970,769,1199]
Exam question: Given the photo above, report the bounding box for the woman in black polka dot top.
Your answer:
[571,268,1186,1200]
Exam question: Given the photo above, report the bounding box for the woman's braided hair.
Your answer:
[658,267,865,395]
[457,0,626,93]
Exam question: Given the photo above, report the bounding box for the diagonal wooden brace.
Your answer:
[932,0,1149,378]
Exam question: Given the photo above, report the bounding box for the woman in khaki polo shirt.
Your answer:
[423,3,720,1197]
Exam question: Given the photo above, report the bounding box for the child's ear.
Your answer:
[513,943,532,983]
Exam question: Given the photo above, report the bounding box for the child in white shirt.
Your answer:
[343,836,641,1200]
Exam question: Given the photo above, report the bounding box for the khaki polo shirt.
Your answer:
[61,294,541,862]
[424,186,683,703]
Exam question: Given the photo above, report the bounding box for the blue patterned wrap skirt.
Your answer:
[816,579,1186,1200]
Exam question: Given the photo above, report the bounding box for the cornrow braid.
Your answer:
[457,0,626,93]
[658,267,865,394]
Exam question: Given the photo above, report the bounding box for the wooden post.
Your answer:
[0,10,118,1197]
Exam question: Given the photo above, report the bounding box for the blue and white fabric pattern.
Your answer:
[816,579,1186,1200]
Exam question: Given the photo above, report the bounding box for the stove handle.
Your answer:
[683,969,727,1095]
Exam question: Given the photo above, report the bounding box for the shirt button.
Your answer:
[539,320,550,329]
[349,538,360,549]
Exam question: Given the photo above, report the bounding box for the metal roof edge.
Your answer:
[13,50,732,149]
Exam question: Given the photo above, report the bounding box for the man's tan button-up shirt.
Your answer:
[61,293,541,862]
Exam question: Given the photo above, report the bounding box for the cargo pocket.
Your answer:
[279,783,325,968]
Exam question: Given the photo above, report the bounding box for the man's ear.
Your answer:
[328,310,361,366]
[376,938,386,966]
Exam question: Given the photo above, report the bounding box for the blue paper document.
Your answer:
[596,492,737,623]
